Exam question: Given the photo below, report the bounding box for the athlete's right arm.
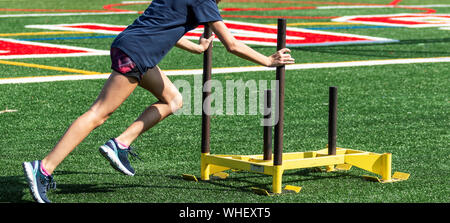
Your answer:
[209,20,295,67]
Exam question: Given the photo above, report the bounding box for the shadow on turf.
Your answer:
[0,171,120,202]
[56,183,117,195]
[0,175,30,203]
[1,169,361,200]
[51,171,235,196]
[168,169,362,194]
[53,170,128,195]
[54,170,117,176]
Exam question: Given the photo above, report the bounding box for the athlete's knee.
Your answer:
[84,108,112,127]
[169,91,183,113]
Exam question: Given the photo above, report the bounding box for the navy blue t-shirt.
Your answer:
[111,0,222,74]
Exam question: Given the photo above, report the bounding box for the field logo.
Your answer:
[26,20,397,47]
[0,38,109,59]
[333,14,450,28]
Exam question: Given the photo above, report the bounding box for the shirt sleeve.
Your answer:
[192,0,223,24]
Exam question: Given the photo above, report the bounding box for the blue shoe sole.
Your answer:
[99,146,134,176]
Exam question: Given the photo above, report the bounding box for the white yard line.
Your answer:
[317,5,450,9]
[0,11,138,18]
[121,1,152,3]
[0,109,18,114]
[1,57,450,85]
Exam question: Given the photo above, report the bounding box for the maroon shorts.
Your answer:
[110,47,143,82]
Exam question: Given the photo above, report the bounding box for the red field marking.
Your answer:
[222,14,337,19]
[334,14,450,27]
[103,3,144,12]
[0,40,84,55]
[0,8,108,13]
[389,0,402,6]
[102,1,328,19]
[100,1,392,20]
[222,22,372,45]
[222,6,316,11]
[222,0,436,14]
[27,21,396,47]
[222,0,378,6]
[351,16,421,25]
[187,25,338,45]
[396,6,436,14]
[0,0,437,21]
[65,24,126,32]
[0,38,108,59]
[25,23,127,34]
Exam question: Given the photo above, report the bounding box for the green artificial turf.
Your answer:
[0,0,449,203]
[1,62,449,203]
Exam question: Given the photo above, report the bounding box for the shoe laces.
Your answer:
[43,175,57,191]
[126,146,142,161]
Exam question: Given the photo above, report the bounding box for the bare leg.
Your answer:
[115,66,182,146]
[41,72,138,174]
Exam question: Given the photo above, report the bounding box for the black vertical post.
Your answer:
[273,19,286,166]
[328,86,337,155]
[201,24,213,154]
[263,90,272,161]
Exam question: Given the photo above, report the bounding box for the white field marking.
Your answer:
[333,14,450,28]
[27,23,297,40]
[121,1,152,3]
[1,4,449,19]
[0,74,111,84]
[25,23,128,35]
[0,109,18,114]
[317,5,450,9]
[1,57,450,85]
[317,5,395,9]
[440,27,450,30]
[0,11,139,18]
[402,5,450,7]
[0,52,109,60]
[214,20,395,46]
[28,21,396,47]
[118,3,450,9]
[0,38,109,59]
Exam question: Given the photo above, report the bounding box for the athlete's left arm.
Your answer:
[175,36,214,54]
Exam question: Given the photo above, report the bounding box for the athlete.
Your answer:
[22,0,295,203]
